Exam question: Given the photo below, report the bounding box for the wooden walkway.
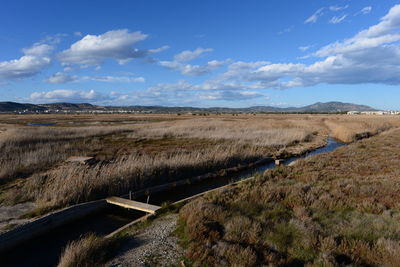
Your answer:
[106,197,160,214]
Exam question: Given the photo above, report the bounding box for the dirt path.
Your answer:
[108,214,184,267]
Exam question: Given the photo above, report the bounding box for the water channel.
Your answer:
[1,138,344,267]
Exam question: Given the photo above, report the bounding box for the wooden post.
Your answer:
[146,195,150,204]
[129,191,132,200]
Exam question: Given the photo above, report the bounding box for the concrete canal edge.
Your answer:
[105,174,258,238]
[0,157,273,253]
[0,199,107,253]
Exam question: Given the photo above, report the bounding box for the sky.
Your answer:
[0,0,399,109]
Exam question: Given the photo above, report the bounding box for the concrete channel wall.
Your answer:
[123,157,273,200]
[0,157,273,253]
[0,199,107,253]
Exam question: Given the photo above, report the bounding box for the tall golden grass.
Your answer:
[133,117,319,146]
[324,116,394,142]
[0,126,135,183]
[2,114,400,215]
[14,144,263,209]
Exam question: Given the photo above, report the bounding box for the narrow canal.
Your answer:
[1,138,344,267]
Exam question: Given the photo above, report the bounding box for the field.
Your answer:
[179,127,400,266]
[0,113,399,225]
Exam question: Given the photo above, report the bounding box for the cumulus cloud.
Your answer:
[198,91,264,101]
[132,78,269,105]
[0,43,52,81]
[206,4,400,90]
[316,5,400,57]
[83,75,145,83]
[173,48,213,62]
[329,14,347,24]
[305,8,324,24]
[30,89,103,102]
[159,47,228,76]
[29,89,129,104]
[160,59,229,76]
[46,72,77,84]
[58,29,165,66]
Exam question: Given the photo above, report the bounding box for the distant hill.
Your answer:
[294,102,375,113]
[0,101,376,113]
[39,102,99,110]
[0,102,46,112]
[236,102,375,113]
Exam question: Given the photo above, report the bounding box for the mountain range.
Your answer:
[0,101,376,113]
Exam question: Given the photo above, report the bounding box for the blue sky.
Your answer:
[0,0,399,109]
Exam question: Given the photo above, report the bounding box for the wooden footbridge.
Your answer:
[106,196,160,214]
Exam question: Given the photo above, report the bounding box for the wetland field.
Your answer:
[1,113,400,266]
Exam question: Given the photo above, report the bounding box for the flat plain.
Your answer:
[1,113,400,266]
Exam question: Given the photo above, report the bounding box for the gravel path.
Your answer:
[108,214,184,267]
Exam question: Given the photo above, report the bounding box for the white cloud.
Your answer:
[29,89,131,104]
[316,5,400,57]
[360,6,372,15]
[305,8,324,24]
[0,43,52,81]
[160,59,229,76]
[46,72,77,84]
[298,45,313,52]
[173,48,213,62]
[149,45,170,54]
[198,5,400,91]
[329,5,349,12]
[22,43,53,56]
[58,29,164,66]
[46,73,145,84]
[198,91,264,101]
[83,75,145,83]
[30,89,103,102]
[329,14,347,24]
[159,48,228,76]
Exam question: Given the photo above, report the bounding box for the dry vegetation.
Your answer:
[179,128,400,266]
[0,114,399,217]
[57,234,119,267]
[0,126,135,183]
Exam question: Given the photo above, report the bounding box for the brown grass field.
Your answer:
[179,127,400,266]
[0,113,399,219]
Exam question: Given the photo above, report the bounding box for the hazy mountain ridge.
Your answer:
[0,101,376,113]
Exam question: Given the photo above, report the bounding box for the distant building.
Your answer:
[347,111,361,115]
[348,110,400,115]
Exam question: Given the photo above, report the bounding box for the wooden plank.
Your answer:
[106,197,160,214]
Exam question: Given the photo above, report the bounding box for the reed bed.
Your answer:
[133,117,319,146]
[13,144,263,210]
[324,116,394,142]
[0,126,135,183]
[2,114,399,214]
